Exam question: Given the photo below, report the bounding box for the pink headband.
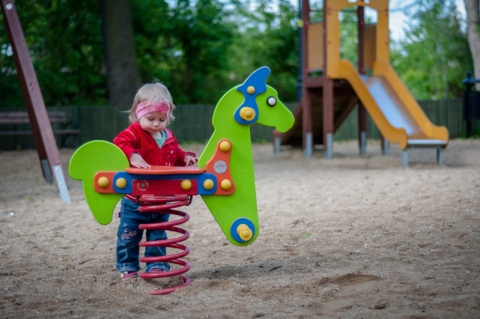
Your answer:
[136,101,170,119]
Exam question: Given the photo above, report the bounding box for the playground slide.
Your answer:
[337,60,449,149]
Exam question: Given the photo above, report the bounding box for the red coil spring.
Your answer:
[130,194,192,295]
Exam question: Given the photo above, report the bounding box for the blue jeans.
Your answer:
[116,197,171,273]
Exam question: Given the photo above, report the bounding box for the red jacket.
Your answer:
[113,122,196,166]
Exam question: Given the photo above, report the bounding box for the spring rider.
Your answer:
[69,67,295,295]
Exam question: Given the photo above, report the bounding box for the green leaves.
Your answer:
[0,0,106,107]
[0,0,300,107]
[391,0,472,100]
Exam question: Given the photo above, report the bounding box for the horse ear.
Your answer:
[234,67,272,125]
[237,66,271,96]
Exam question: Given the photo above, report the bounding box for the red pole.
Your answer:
[357,5,367,154]
[323,0,334,158]
[301,0,313,156]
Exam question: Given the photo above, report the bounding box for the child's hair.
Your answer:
[129,82,176,124]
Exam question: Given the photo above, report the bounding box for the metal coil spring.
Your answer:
[133,194,191,295]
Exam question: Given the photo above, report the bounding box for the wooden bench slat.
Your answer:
[0,111,67,124]
[0,129,81,136]
[0,111,80,147]
[0,119,67,124]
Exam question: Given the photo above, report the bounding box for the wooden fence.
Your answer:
[0,98,478,150]
[332,99,468,141]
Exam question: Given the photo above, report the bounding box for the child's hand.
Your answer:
[130,153,151,168]
[184,155,198,166]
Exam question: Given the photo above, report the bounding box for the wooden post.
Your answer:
[323,77,333,159]
[301,0,313,157]
[1,0,71,202]
[323,0,333,159]
[357,5,367,155]
[297,0,303,102]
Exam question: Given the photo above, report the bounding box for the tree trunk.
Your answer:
[465,0,480,89]
[101,0,141,106]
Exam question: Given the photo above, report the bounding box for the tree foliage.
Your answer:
[0,0,473,108]
[391,0,472,99]
[227,0,298,101]
[0,0,106,106]
[464,0,480,90]
[0,0,299,107]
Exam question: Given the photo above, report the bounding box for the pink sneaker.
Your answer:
[121,271,138,280]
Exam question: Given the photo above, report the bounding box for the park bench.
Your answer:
[0,111,80,147]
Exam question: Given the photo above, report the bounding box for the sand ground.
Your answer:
[0,139,479,318]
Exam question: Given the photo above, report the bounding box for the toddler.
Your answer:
[113,82,197,280]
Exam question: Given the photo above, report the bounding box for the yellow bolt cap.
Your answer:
[98,176,109,188]
[247,86,255,94]
[116,177,127,189]
[203,179,214,190]
[240,107,255,121]
[181,179,192,190]
[220,179,232,190]
[237,224,253,241]
[219,140,231,152]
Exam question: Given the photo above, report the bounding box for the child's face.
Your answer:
[139,111,168,135]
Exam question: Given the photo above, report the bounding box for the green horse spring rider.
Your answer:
[69,67,294,294]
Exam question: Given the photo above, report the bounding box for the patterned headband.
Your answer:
[136,101,170,119]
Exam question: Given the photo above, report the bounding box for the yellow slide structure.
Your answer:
[337,59,449,151]
[322,1,449,165]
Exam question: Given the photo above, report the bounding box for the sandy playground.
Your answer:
[0,139,479,318]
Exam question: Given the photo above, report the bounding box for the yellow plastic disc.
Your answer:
[220,179,232,190]
[203,179,214,190]
[97,176,109,188]
[116,177,127,189]
[240,107,255,121]
[237,224,253,241]
[219,140,231,152]
[181,179,192,190]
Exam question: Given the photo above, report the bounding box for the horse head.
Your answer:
[234,66,294,133]
[198,66,294,246]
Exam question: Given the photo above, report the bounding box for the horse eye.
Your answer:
[267,96,277,107]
